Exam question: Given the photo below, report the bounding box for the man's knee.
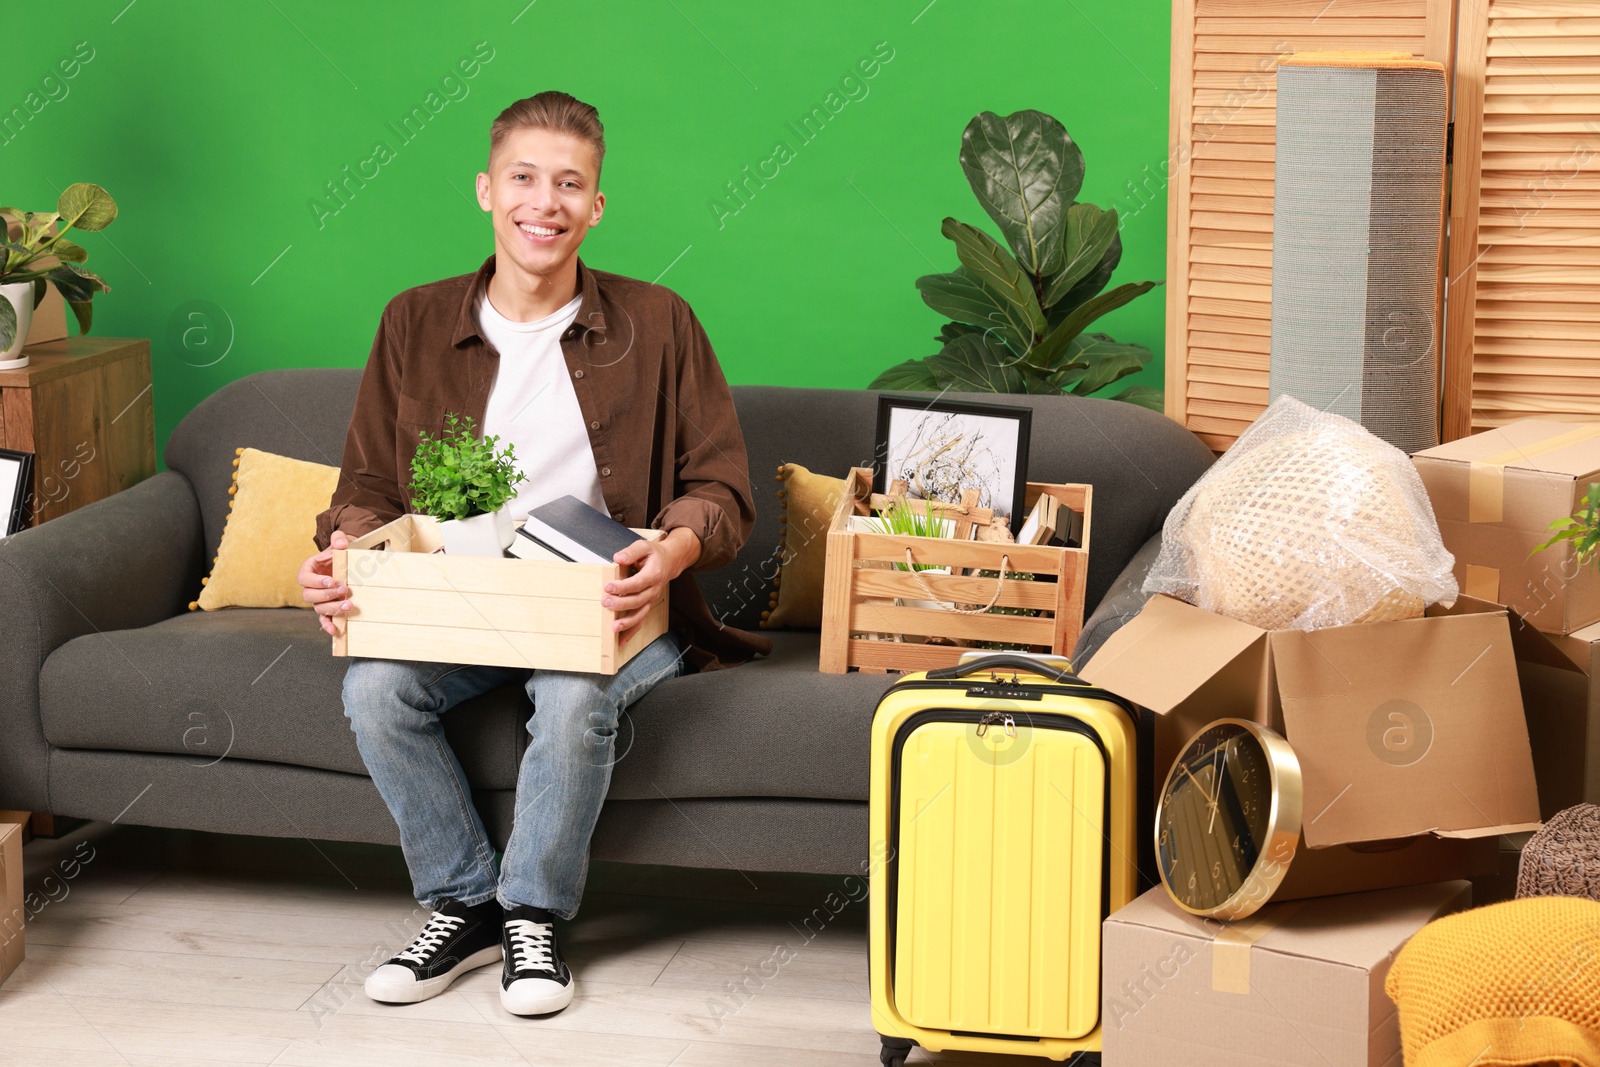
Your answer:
[341,658,436,732]
[527,673,622,744]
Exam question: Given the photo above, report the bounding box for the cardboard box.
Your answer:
[1102,880,1471,1067]
[0,821,22,986]
[330,513,669,674]
[1414,421,1600,634]
[1081,595,1541,879]
[25,285,68,346]
[1501,610,1600,817]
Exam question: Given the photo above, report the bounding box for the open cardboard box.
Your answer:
[1082,594,1541,896]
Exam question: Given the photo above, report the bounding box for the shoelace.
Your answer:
[505,919,555,974]
[394,912,466,965]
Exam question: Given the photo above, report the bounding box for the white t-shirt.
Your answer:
[477,289,607,521]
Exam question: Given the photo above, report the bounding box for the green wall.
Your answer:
[3,1,1171,460]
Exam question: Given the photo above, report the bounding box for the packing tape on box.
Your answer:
[1468,424,1600,524]
[1211,901,1307,994]
[1465,564,1501,602]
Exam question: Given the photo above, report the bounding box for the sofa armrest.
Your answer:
[0,470,204,809]
[1072,531,1162,669]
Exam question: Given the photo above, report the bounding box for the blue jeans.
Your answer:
[341,630,688,920]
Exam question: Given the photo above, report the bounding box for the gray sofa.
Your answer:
[0,370,1211,875]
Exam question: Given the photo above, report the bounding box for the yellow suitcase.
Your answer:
[868,653,1150,1066]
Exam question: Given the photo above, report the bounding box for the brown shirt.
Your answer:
[313,253,771,671]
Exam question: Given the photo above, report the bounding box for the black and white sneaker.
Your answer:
[500,904,575,1015]
[365,897,503,1004]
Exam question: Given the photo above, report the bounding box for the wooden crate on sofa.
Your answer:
[819,467,1091,674]
[329,514,667,674]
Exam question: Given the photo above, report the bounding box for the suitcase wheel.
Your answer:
[878,1034,914,1066]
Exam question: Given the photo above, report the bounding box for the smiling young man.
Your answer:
[297,91,768,1016]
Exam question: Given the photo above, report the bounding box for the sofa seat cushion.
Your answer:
[39,613,893,802]
[38,608,529,789]
[605,630,890,802]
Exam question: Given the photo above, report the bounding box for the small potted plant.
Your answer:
[1,183,117,369]
[407,412,525,557]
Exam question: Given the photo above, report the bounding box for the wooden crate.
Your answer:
[329,514,668,674]
[818,468,1092,674]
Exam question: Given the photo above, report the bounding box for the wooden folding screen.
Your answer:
[1165,0,1457,451]
[1444,0,1600,439]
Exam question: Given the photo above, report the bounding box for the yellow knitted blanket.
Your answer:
[1386,896,1600,1067]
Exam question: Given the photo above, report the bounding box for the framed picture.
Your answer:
[0,448,34,538]
[874,396,1031,530]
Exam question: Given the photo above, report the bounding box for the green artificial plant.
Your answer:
[871,110,1163,410]
[407,412,526,522]
[0,183,118,350]
[1533,481,1600,572]
[871,491,953,572]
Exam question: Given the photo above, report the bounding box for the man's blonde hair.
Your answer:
[488,91,605,177]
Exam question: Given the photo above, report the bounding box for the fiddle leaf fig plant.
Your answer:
[871,111,1164,411]
[0,182,117,350]
[407,412,526,522]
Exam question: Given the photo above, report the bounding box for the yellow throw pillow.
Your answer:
[189,447,342,611]
[760,462,846,630]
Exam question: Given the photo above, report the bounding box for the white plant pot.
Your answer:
[895,566,952,612]
[0,281,37,369]
[439,508,515,557]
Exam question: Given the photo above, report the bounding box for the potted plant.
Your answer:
[870,110,1163,409]
[0,183,117,369]
[407,412,526,557]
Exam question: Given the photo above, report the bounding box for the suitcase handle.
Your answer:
[925,653,1078,683]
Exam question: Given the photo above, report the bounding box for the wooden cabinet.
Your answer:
[0,336,155,528]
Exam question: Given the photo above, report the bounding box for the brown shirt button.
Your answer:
[601,466,612,477]
[590,421,601,430]
[573,369,585,379]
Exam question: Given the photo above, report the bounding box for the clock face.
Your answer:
[1157,721,1275,914]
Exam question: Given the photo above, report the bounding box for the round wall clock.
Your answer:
[1155,718,1304,921]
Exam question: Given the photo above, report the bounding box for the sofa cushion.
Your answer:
[39,616,890,803]
[38,608,527,789]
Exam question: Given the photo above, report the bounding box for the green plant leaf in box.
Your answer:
[407,412,526,522]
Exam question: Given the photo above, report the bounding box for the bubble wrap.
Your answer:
[1145,395,1457,631]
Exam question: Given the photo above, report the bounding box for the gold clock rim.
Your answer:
[1154,717,1305,921]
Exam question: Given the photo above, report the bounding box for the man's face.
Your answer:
[476,126,604,281]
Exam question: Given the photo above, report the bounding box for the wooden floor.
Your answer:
[6,822,1066,1066]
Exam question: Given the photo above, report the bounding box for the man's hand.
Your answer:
[605,527,701,636]
[298,531,357,637]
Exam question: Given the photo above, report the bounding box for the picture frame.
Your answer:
[874,395,1032,532]
[0,448,33,538]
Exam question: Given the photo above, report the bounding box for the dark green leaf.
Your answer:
[925,333,1029,393]
[1107,385,1165,412]
[67,298,93,335]
[46,263,109,303]
[939,218,1046,338]
[958,110,1082,277]
[938,321,979,344]
[30,278,46,309]
[1043,204,1120,308]
[0,296,15,351]
[1030,280,1160,370]
[56,183,117,232]
[916,267,1028,355]
[1068,334,1152,396]
[1047,233,1123,323]
[869,358,943,391]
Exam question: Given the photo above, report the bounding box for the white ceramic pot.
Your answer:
[0,281,36,370]
[439,508,515,557]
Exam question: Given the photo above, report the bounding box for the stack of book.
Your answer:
[1016,495,1084,548]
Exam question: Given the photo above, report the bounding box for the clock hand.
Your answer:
[1208,747,1228,835]
[1182,764,1216,807]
